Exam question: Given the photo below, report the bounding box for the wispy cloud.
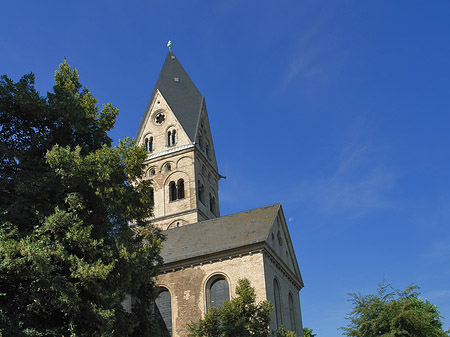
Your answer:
[296,142,396,216]
[280,4,347,90]
[423,241,450,259]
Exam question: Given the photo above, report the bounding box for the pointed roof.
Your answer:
[136,51,204,142]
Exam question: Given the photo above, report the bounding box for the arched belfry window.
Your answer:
[169,179,185,202]
[288,292,296,332]
[169,182,177,201]
[198,181,205,204]
[168,129,177,147]
[274,278,282,328]
[206,275,230,311]
[155,288,172,336]
[177,179,185,199]
[144,136,153,152]
[209,193,216,215]
[150,187,154,206]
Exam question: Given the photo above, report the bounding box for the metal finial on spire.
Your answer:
[167,40,173,51]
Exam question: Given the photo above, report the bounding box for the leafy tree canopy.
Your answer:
[0,61,163,336]
[187,278,299,337]
[342,282,449,337]
[302,327,316,337]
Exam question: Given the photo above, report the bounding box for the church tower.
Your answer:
[136,51,220,230]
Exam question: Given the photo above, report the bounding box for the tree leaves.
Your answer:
[0,61,163,336]
[342,282,449,337]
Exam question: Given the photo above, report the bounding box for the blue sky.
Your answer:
[2,1,450,335]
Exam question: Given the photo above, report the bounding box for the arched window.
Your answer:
[171,130,177,145]
[288,292,296,332]
[155,288,172,336]
[168,129,177,146]
[165,164,171,172]
[144,136,153,152]
[198,181,205,204]
[210,195,216,215]
[206,276,229,310]
[149,168,156,177]
[198,134,204,150]
[169,181,177,201]
[150,187,154,206]
[167,130,172,146]
[274,279,282,328]
[177,179,185,199]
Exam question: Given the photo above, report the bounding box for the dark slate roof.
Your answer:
[160,204,280,264]
[136,51,204,142]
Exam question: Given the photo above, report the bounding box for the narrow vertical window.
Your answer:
[198,182,205,204]
[210,195,216,215]
[274,279,282,328]
[149,136,153,152]
[155,288,172,336]
[167,130,172,146]
[288,293,296,332]
[171,130,177,145]
[150,187,154,206]
[169,181,177,201]
[207,276,229,310]
[177,179,185,199]
[144,138,149,152]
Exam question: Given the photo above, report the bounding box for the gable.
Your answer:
[136,90,191,149]
[136,51,203,142]
[265,206,303,283]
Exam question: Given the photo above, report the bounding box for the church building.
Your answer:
[135,50,304,336]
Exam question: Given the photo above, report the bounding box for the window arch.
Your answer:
[150,187,154,206]
[206,275,230,311]
[209,193,216,215]
[198,133,204,151]
[288,292,296,332]
[169,181,177,201]
[274,278,282,328]
[144,136,153,152]
[177,179,185,199]
[155,288,172,336]
[168,129,177,146]
[198,181,205,204]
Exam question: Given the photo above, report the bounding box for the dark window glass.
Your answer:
[177,179,185,199]
[155,289,172,336]
[150,187,154,205]
[169,182,177,201]
[209,278,229,309]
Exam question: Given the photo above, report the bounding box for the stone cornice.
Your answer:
[145,144,194,162]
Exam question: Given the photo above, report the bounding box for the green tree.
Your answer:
[302,327,316,337]
[342,282,450,337]
[0,62,163,336]
[187,278,299,337]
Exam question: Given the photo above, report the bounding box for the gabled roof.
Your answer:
[136,51,204,142]
[161,204,281,264]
